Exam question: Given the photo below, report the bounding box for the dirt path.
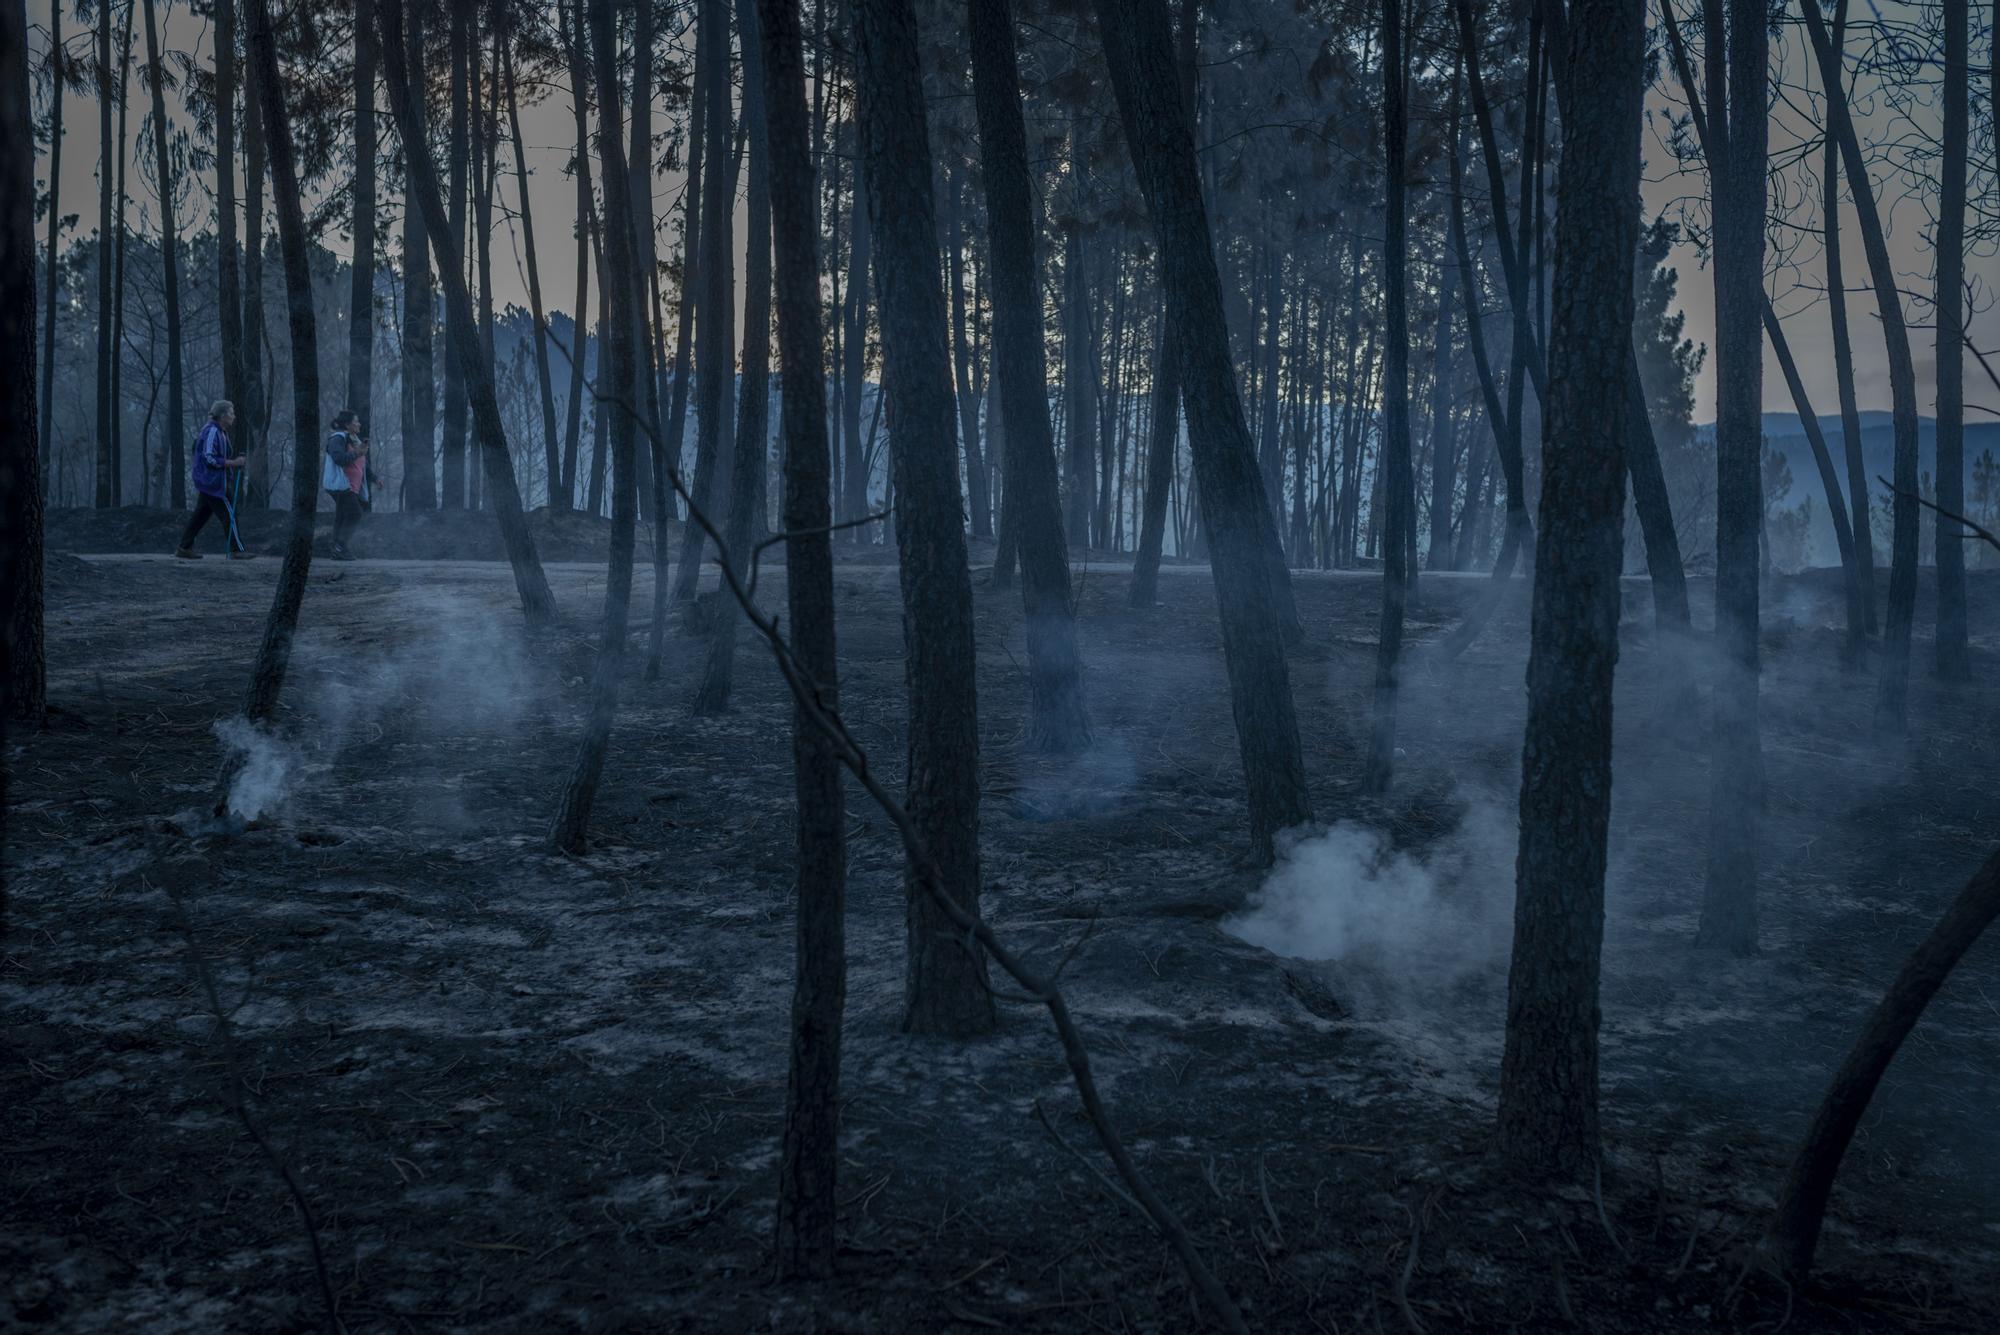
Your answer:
[5,553,1997,1331]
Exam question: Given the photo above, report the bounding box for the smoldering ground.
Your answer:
[4,554,1998,1331]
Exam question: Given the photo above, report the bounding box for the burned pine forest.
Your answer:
[6,0,2000,1327]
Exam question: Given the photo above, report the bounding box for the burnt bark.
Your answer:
[1095,0,1311,860]
[853,0,996,1036]
[546,0,642,855]
[697,0,776,713]
[398,2,435,510]
[557,0,591,510]
[757,0,847,1276]
[1933,0,1968,678]
[238,0,326,724]
[1695,0,1767,957]
[503,51,561,513]
[93,0,112,507]
[946,167,991,540]
[35,0,59,502]
[1494,0,1643,1173]
[1363,0,1411,796]
[1825,0,1873,636]
[141,0,184,528]
[439,0,470,510]
[349,0,378,436]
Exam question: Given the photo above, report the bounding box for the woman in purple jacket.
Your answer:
[175,400,253,559]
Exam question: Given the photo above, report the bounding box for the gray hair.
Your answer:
[210,399,235,419]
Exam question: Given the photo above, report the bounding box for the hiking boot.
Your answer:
[331,544,354,562]
[229,550,256,561]
[174,547,202,561]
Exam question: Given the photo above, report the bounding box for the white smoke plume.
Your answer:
[213,717,302,822]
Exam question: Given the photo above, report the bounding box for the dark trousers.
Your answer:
[179,492,243,553]
[332,491,364,549]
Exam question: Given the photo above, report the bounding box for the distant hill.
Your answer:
[1692,413,2000,564]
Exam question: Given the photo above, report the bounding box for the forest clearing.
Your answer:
[4,541,1997,1330]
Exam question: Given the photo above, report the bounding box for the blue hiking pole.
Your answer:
[226,464,244,554]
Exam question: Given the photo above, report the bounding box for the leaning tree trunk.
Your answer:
[377,0,557,627]
[1362,0,1411,797]
[504,52,561,512]
[1695,0,1766,958]
[349,0,377,436]
[1494,0,1643,1174]
[756,0,848,1274]
[237,0,327,725]
[545,0,642,854]
[1799,0,1922,731]
[1094,0,1311,860]
[1825,8,1873,637]
[141,0,184,530]
[1763,846,2000,1278]
[695,0,775,714]
[967,0,1092,754]
[853,0,997,1037]
[3,0,44,732]
[1933,0,1968,678]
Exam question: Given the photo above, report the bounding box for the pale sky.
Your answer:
[33,1,2000,420]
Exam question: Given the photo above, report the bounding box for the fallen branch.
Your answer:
[156,871,339,1332]
[610,396,1250,1334]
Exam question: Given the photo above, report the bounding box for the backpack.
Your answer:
[322,434,351,494]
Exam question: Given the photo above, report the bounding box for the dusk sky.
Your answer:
[30,2,2000,420]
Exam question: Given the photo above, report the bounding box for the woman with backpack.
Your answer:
[175,399,252,559]
[322,410,378,561]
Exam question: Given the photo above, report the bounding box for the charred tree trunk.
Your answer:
[757,0,846,1277]
[439,0,470,510]
[377,0,558,626]
[35,0,59,501]
[1825,0,1873,636]
[649,41,705,671]
[1363,0,1411,796]
[853,0,996,1036]
[1095,0,1311,860]
[1933,0,1968,678]
[557,0,591,510]
[1799,0,1922,731]
[675,0,737,602]
[1062,228,1096,549]
[503,52,561,513]
[1494,0,1643,1173]
[1763,847,2000,1278]
[93,0,112,507]
[399,2,435,510]
[1695,0,1766,957]
[349,0,378,436]
[946,167,991,540]
[967,0,1092,754]
[3,0,44,734]
[697,0,776,713]
[238,0,326,724]
[546,0,642,854]
[215,0,248,513]
[1425,253,1458,572]
[141,0,184,528]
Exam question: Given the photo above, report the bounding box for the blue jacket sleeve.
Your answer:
[325,432,361,467]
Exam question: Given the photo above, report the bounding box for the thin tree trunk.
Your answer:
[1426,238,1458,570]
[237,0,326,724]
[1825,0,1873,635]
[1494,0,1643,1172]
[109,0,133,506]
[377,0,558,626]
[946,165,991,539]
[503,51,560,511]
[547,0,642,854]
[697,0,775,712]
[557,0,591,510]
[349,0,377,435]
[35,0,59,501]
[439,0,469,509]
[93,0,112,507]
[648,38,705,671]
[1799,0,1922,731]
[675,0,737,602]
[1063,227,1095,548]
[1933,0,1968,678]
[853,0,996,1037]
[757,0,846,1277]
[840,169,871,534]
[1363,0,1410,796]
[243,49,267,506]
[1695,0,1767,956]
[967,0,1091,753]
[1095,0,1312,860]
[399,1,434,510]
[141,0,183,529]
[1763,847,2000,1278]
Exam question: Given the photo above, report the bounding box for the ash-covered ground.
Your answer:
[5,537,1997,1332]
